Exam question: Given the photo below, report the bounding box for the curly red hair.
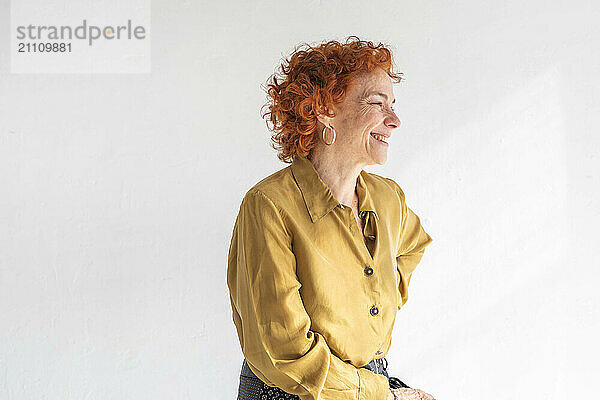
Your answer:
[261,36,403,163]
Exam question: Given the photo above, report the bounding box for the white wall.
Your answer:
[1,1,598,399]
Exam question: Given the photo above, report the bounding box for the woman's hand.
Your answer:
[390,387,436,400]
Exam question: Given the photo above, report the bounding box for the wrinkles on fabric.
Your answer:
[227,155,432,400]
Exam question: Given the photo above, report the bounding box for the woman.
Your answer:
[227,37,435,400]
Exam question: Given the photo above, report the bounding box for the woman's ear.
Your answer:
[316,100,340,132]
[316,114,329,128]
[315,108,334,129]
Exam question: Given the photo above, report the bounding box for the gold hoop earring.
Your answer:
[321,124,336,145]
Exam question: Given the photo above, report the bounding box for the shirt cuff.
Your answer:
[357,367,390,400]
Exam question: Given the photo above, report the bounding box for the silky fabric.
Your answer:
[227,155,433,400]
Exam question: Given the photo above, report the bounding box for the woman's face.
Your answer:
[319,67,401,166]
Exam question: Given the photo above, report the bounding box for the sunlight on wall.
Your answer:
[393,64,569,399]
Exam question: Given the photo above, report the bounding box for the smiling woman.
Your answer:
[228,36,435,400]
[314,66,401,165]
[262,36,403,165]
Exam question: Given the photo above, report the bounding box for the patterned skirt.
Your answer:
[237,357,410,400]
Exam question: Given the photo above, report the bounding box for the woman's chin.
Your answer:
[367,135,389,164]
[370,151,388,165]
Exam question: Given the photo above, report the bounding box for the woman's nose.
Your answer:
[385,111,401,129]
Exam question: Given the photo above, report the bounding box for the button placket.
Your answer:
[349,209,375,262]
[360,210,379,257]
[342,204,383,325]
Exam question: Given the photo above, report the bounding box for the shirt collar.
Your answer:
[290,155,379,223]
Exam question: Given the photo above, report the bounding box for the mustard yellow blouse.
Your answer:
[227,155,433,400]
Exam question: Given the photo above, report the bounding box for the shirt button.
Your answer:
[364,266,374,276]
[370,305,379,316]
[359,211,367,219]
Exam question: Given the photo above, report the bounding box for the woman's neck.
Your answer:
[307,150,364,208]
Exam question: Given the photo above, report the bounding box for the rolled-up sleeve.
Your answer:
[227,189,390,400]
[392,183,433,308]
